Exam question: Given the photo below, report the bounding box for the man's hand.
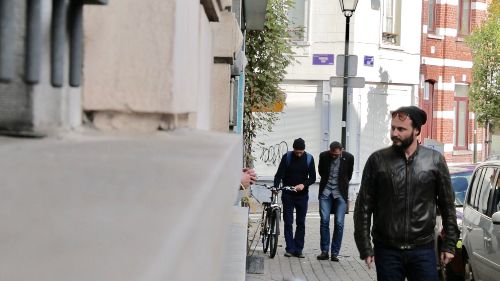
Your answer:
[240,168,257,189]
[365,256,375,269]
[440,252,454,266]
[294,184,305,192]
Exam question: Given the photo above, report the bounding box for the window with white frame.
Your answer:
[453,84,469,150]
[288,0,310,43]
[382,0,402,46]
[424,81,433,100]
[428,0,436,33]
[458,0,471,35]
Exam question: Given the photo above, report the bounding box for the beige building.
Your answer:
[0,0,267,280]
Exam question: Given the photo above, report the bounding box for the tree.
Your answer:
[466,1,500,130]
[243,0,296,167]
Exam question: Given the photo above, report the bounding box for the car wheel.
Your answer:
[464,255,475,281]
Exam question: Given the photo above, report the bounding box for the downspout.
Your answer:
[0,0,16,82]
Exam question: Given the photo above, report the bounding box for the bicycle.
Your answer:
[255,183,295,258]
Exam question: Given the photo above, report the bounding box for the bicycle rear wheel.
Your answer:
[269,208,280,258]
[261,208,271,253]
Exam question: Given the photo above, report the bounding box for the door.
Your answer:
[464,167,496,280]
[481,168,500,280]
[253,81,322,178]
[420,81,434,140]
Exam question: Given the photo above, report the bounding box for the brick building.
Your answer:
[420,0,491,162]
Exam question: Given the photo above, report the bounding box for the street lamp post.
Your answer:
[338,0,358,148]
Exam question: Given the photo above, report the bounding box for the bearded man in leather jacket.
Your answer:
[354,106,458,281]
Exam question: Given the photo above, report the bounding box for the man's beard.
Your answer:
[392,134,414,151]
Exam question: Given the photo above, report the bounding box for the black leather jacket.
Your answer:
[354,145,459,259]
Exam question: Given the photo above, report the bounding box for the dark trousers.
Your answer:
[281,192,308,254]
[374,242,439,281]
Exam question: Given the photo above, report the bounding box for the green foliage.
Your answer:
[466,1,500,128]
[243,0,296,167]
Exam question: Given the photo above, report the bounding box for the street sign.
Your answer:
[329,76,365,88]
[364,56,374,67]
[312,54,334,65]
[336,55,358,76]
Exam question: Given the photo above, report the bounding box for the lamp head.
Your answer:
[339,0,359,16]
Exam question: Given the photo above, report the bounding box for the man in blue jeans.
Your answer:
[274,138,316,258]
[354,106,458,280]
[316,141,354,261]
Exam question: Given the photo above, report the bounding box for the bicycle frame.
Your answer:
[255,184,294,258]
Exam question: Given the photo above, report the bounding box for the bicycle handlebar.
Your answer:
[254,183,295,192]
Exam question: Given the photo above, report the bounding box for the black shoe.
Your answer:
[317,252,329,260]
[296,252,305,258]
[284,252,294,257]
[331,255,339,262]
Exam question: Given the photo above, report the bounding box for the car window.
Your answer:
[451,174,471,205]
[468,168,484,209]
[493,169,500,213]
[477,167,496,216]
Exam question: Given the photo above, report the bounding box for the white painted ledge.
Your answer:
[0,129,242,281]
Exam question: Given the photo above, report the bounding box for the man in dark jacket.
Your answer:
[317,141,354,262]
[354,106,458,281]
[274,138,316,258]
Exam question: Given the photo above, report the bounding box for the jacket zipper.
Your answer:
[404,159,409,247]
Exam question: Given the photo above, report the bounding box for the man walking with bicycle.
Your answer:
[274,138,316,258]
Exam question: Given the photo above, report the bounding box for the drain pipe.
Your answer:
[51,0,68,87]
[69,0,83,87]
[25,0,43,84]
[0,0,16,82]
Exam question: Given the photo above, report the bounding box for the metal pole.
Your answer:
[69,0,83,87]
[25,0,43,84]
[51,0,68,87]
[341,15,351,148]
[0,0,16,82]
[473,117,477,163]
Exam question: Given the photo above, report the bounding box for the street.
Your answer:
[245,201,376,281]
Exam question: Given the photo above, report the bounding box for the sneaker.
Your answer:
[317,252,329,260]
[331,255,339,262]
[296,252,305,258]
[284,252,294,257]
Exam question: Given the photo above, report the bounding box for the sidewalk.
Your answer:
[245,204,377,281]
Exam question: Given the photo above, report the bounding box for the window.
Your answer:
[458,0,471,35]
[477,168,495,215]
[493,171,500,213]
[424,81,433,101]
[453,84,469,150]
[467,167,499,216]
[288,0,310,43]
[382,0,402,46]
[428,0,436,33]
[468,168,484,209]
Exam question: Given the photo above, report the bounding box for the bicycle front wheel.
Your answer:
[269,208,280,258]
[262,209,271,253]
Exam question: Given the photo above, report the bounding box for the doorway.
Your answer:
[421,81,434,140]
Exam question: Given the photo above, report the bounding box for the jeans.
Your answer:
[374,243,439,281]
[281,192,308,254]
[319,193,346,255]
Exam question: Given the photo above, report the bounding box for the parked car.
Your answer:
[461,161,500,281]
[436,164,475,281]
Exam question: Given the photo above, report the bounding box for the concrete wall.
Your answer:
[83,0,242,132]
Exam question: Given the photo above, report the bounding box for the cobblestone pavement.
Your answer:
[245,202,377,281]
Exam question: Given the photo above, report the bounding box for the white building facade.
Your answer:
[253,0,423,197]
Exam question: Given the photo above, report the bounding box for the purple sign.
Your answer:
[364,56,374,67]
[313,54,334,65]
